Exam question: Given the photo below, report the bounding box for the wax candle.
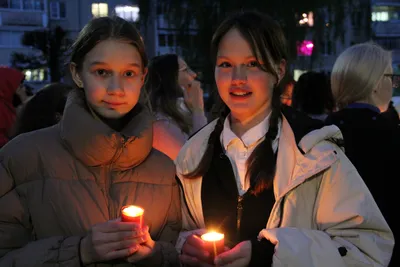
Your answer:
[201,232,225,264]
[120,205,144,227]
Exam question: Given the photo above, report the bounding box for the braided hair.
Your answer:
[183,10,288,195]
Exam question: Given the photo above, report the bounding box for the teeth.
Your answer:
[231,92,250,96]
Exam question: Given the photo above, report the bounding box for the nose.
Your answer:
[189,69,197,79]
[232,65,247,85]
[232,66,247,85]
[107,76,125,96]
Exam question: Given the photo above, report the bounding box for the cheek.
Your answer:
[215,70,231,88]
[123,79,142,97]
[82,76,106,101]
[249,73,275,95]
[178,72,187,83]
[251,72,274,85]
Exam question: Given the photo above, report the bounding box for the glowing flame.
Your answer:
[201,232,224,242]
[121,205,144,217]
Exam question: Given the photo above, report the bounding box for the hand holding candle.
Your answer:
[201,231,225,264]
[120,205,144,227]
[79,218,145,265]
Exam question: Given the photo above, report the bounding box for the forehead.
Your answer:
[217,28,254,57]
[84,39,142,67]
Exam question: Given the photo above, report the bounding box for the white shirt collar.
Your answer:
[221,112,271,150]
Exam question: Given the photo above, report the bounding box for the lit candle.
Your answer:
[120,205,144,227]
[201,232,225,264]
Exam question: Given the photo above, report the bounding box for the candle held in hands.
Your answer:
[201,231,224,264]
[120,205,144,227]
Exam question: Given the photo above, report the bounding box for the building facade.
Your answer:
[371,0,400,74]
[0,1,398,87]
[0,0,139,88]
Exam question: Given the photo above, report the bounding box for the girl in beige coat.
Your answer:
[0,16,181,266]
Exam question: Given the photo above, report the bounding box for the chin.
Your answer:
[227,102,251,112]
[97,109,127,119]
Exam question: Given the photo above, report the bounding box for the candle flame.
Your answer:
[122,205,144,217]
[201,232,224,242]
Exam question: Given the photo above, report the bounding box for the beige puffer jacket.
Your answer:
[0,90,181,266]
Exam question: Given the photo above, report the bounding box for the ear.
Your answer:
[277,59,287,82]
[70,62,83,88]
[141,67,148,84]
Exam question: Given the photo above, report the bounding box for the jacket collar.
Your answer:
[60,90,153,169]
[176,114,342,199]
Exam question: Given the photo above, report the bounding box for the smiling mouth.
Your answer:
[230,91,251,96]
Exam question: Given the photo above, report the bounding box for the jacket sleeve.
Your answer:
[259,151,394,267]
[0,156,83,266]
[137,177,182,267]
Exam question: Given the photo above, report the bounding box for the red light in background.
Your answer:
[297,40,314,56]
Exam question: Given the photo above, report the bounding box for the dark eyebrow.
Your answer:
[216,56,256,60]
[89,61,141,68]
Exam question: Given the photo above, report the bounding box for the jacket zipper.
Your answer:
[237,195,244,232]
[103,136,127,219]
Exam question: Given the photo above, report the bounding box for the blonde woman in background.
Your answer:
[326,42,399,266]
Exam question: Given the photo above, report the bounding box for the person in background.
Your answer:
[10,82,73,138]
[292,71,335,121]
[0,16,181,267]
[0,66,24,148]
[326,42,399,267]
[176,11,393,267]
[13,83,34,109]
[144,54,207,160]
[279,75,295,106]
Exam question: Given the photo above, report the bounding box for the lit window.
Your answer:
[92,3,108,17]
[372,12,389,21]
[371,5,400,21]
[23,68,49,82]
[298,12,314,27]
[115,5,139,22]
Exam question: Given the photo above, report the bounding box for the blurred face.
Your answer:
[178,57,197,90]
[375,64,393,112]
[71,39,146,119]
[215,28,285,123]
[280,83,293,106]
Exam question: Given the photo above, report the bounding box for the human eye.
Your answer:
[247,60,261,68]
[94,69,110,77]
[124,70,137,77]
[217,62,232,68]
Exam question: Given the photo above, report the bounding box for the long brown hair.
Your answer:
[143,54,191,134]
[183,10,288,195]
